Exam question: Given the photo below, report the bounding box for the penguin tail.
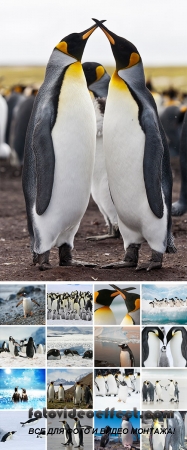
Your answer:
[166,232,177,253]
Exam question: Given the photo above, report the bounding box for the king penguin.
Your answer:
[110,284,140,324]
[142,327,164,367]
[94,286,135,325]
[92,19,176,271]
[22,23,98,270]
[82,61,120,240]
[166,327,187,367]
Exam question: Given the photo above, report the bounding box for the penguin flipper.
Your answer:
[31,299,40,307]
[33,113,55,215]
[16,299,23,307]
[142,107,164,219]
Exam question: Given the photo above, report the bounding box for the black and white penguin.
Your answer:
[48,382,55,402]
[95,370,105,397]
[83,61,119,241]
[94,287,120,325]
[36,344,44,354]
[146,381,154,402]
[166,380,175,402]
[47,349,61,360]
[121,415,133,447]
[155,380,164,401]
[142,327,164,367]
[166,327,187,366]
[20,418,40,427]
[150,418,166,450]
[118,343,135,367]
[2,341,8,350]
[74,382,82,405]
[0,430,17,442]
[9,336,20,356]
[110,284,140,325]
[73,417,84,448]
[100,426,110,448]
[36,429,46,438]
[92,19,176,271]
[16,295,39,318]
[22,23,98,270]
[142,381,148,402]
[172,110,187,216]
[58,384,64,401]
[59,420,73,445]
[82,350,93,359]
[25,337,36,358]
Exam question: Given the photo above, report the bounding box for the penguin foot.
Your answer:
[86,225,120,241]
[38,251,51,270]
[136,250,163,271]
[59,243,97,267]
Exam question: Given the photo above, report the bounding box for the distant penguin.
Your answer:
[95,371,105,397]
[92,19,176,271]
[47,349,61,360]
[73,418,84,447]
[36,344,44,354]
[166,380,175,402]
[83,61,119,241]
[16,295,39,317]
[82,350,93,359]
[105,371,118,395]
[150,418,166,450]
[142,381,148,402]
[159,345,170,367]
[20,418,40,427]
[135,372,140,393]
[2,341,7,350]
[155,381,164,401]
[118,343,135,367]
[146,381,154,402]
[0,430,17,442]
[26,337,36,358]
[110,284,140,325]
[117,380,128,403]
[58,384,64,401]
[48,382,55,402]
[166,327,187,366]
[74,382,82,405]
[22,23,97,270]
[21,388,28,402]
[121,416,133,447]
[142,327,164,367]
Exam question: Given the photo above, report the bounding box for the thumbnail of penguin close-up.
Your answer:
[166,327,187,367]
[142,327,164,367]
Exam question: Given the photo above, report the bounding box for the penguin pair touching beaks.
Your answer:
[94,284,140,325]
[23,18,176,271]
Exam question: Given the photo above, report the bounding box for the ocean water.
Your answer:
[0,389,46,409]
[142,306,187,325]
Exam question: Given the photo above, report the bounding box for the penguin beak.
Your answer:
[92,18,115,45]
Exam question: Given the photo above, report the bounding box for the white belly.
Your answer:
[120,351,131,367]
[33,62,96,253]
[95,377,105,396]
[104,78,167,252]
[75,386,81,403]
[107,375,118,395]
[170,333,186,366]
[156,384,162,398]
[23,298,32,314]
[118,385,127,402]
[168,383,175,396]
[144,333,160,367]
[122,420,133,446]
[58,387,64,400]
[48,385,54,400]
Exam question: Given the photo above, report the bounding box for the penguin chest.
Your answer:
[48,386,54,398]
[23,298,32,314]
[104,78,146,220]
[144,333,160,367]
[51,62,96,207]
[120,350,131,367]
[94,306,116,325]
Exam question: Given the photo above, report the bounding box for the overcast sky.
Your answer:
[0,0,187,66]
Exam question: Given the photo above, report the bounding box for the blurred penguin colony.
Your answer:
[1,20,187,272]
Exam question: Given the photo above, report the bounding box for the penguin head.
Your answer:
[118,343,129,350]
[82,61,110,97]
[146,327,164,343]
[166,326,185,344]
[55,23,99,61]
[92,19,141,71]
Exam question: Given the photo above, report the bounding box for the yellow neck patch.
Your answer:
[111,70,128,91]
[94,292,99,303]
[96,65,105,81]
